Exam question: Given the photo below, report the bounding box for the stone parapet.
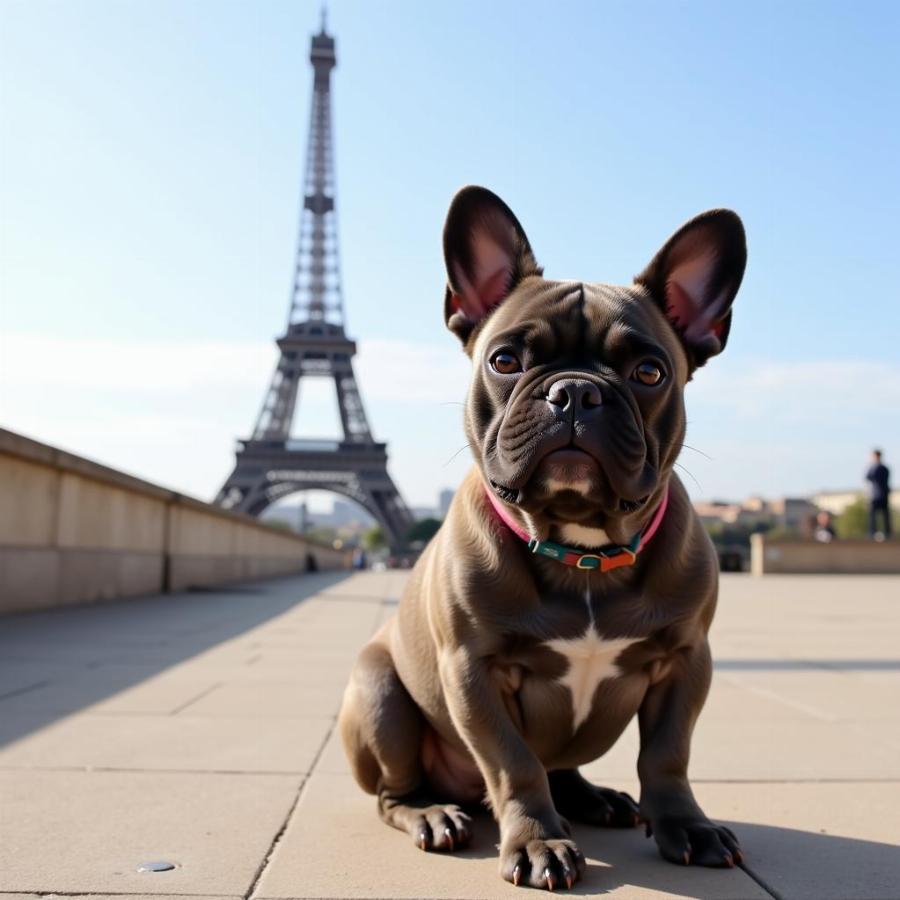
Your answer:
[0,428,348,613]
[751,533,900,575]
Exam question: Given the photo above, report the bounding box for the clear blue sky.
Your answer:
[2,0,898,507]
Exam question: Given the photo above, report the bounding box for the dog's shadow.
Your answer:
[446,811,900,897]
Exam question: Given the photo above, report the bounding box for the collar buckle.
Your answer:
[597,547,637,572]
[577,546,637,571]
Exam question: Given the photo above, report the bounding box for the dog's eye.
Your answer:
[490,352,522,375]
[633,361,665,386]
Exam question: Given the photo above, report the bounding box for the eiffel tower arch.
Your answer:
[216,18,413,548]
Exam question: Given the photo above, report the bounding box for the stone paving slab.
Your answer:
[582,713,900,785]
[0,669,217,715]
[252,770,768,900]
[315,571,408,600]
[0,659,87,697]
[690,781,900,900]
[0,769,300,894]
[0,711,332,773]
[717,669,900,722]
[1,571,899,900]
[0,896,240,900]
[181,680,348,718]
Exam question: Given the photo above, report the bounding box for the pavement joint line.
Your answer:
[738,860,786,900]
[169,681,224,715]
[0,764,312,776]
[713,659,900,672]
[0,680,50,702]
[689,777,900,784]
[0,710,338,722]
[245,720,337,900]
[6,763,897,784]
[0,893,244,898]
[0,655,107,666]
[0,709,343,720]
[725,680,838,722]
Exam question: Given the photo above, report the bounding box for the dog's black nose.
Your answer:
[546,378,603,412]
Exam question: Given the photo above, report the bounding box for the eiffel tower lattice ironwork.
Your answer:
[216,18,413,547]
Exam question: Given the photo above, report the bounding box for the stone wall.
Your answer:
[0,429,348,614]
[750,533,900,575]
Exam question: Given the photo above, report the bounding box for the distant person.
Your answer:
[813,510,836,543]
[865,449,892,540]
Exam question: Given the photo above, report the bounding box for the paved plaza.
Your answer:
[0,571,898,900]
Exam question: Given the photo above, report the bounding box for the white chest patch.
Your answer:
[559,523,611,546]
[545,628,639,730]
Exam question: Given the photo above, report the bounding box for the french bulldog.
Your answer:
[339,186,747,890]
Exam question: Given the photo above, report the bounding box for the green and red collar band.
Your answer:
[485,484,669,572]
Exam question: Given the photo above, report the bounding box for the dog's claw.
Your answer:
[544,867,556,891]
[683,850,691,865]
[443,827,455,851]
[416,830,428,851]
[564,872,573,889]
[723,852,734,868]
[512,864,522,886]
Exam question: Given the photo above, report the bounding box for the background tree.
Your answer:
[835,499,868,539]
[362,525,386,551]
[305,526,339,546]
[405,518,442,546]
[264,519,294,533]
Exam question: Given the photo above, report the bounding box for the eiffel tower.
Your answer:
[216,16,413,547]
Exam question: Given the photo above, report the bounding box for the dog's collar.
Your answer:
[484,484,669,572]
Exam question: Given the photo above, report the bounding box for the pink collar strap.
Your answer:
[485,484,669,572]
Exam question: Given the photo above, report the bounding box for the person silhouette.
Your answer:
[865,449,892,540]
[814,510,837,543]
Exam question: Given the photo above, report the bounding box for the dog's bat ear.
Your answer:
[442,186,541,343]
[635,209,746,368]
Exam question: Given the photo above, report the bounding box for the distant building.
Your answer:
[694,495,815,533]
[812,490,863,516]
[694,500,743,526]
[330,499,361,527]
[814,488,900,514]
[735,496,776,529]
[262,496,374,536]
[438,488,454,517]
[694,488,900,535]
[768,497,818,531]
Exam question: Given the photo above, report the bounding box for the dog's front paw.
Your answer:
[410,804,473,852]
[549,770,641,828]
[500,833,586,890]
[646,815,741,867]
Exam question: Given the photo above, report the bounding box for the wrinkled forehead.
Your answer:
[474,278,683,364]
